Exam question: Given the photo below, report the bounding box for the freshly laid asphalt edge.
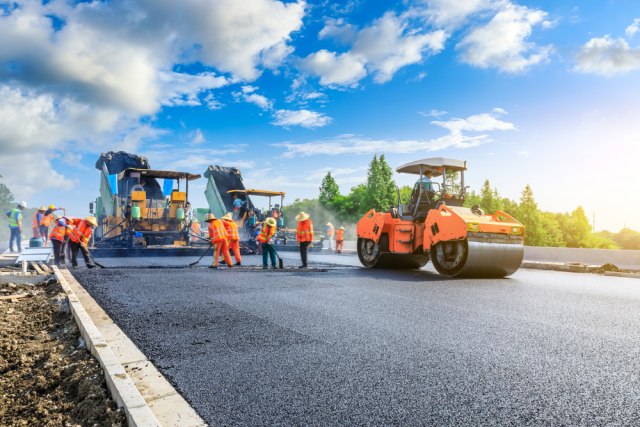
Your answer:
[54,266,205,426]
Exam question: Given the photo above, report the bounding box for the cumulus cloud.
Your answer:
[302,12,445,86]
[300,50,366,86]
[275,109,514,157]
[456,3,552,73]
[574,36,640,76]
[418,0,491,27]
[626,18,640,38]
[272,109,333,128]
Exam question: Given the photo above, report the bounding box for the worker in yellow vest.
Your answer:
[335,226,345,254]
[221,213,242,266]
[205,213,232,269]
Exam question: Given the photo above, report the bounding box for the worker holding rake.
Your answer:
[205,213,233,269]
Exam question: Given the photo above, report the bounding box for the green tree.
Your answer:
[480,179,503,213]
[319,172,340,207]
[365,154,396,212]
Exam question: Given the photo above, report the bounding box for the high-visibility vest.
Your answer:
[41,213,54,227]
[222,219,239,241]
[326,225,334,236]
[7,208,21,227]
[257,225,276,243]
[208,220,227,242]
[335,229,344,241]
[69,220,93,244]
[33,212,42,229]
[296,219,314,243]
[50,225,67,242]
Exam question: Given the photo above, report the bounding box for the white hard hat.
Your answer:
[18,201,27,208]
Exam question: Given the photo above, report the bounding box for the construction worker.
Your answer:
[205,213,232,269]
[6,201,27,253]
[33,206,46,240]
[40,205,63,246]
[335,226,345,254]
[296,212,314,268]
[257,217,277,269]
[68,217,98,269]
[325,222,335,251]
[221,213,242,266]
[50,217,69,266]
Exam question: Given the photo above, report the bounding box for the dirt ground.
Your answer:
[0,276,126,427]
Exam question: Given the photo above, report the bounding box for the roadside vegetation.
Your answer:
[283,155,640,250]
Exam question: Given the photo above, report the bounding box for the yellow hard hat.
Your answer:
[85,217,98,227]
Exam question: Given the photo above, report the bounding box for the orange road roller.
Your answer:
[356,158,524,277]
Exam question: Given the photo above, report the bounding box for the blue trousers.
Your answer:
[261,243,276,267]
[9,227,21,252]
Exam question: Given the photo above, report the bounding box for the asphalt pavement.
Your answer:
[73,255,640,426]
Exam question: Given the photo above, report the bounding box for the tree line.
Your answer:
[282,155,640,249]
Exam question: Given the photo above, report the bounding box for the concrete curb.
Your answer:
[53,266,160,426]
[54,267,207,426]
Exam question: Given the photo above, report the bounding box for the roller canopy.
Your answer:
[396,158,467,177]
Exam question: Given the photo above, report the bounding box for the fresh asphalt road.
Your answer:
[73,255,640,426]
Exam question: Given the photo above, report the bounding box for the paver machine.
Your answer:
[93,151,201,249]
[356,158,524,277]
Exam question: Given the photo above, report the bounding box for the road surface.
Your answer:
[73,255,640,425]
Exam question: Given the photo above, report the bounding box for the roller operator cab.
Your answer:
[356,158,525,278]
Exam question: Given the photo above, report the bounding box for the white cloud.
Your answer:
[300,50,366,86]
[275,109,515,157]
[574,36,640,76]
[418,0,491,27]
[319,18,358,44]
[189,129,205,145]
[352,13,446,83]
[419,109,448,118]
[302,12,445,86]
[456,3,552,73]
[0,152,76,200]
[272,109,333,128]
[431,112,516,133]
[626,19,640,38]
[245,93,273,109]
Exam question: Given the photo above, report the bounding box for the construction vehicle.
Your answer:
[93,152,201,249]
[356,158,524,277]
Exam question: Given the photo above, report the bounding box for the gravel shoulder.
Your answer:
[0,276,125,427]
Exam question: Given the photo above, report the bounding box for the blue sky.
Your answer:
[1,0,639,231]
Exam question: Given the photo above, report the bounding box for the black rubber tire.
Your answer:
[358,235,429,269]
[430,240,468,277]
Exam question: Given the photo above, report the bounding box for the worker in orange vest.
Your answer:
[257,217,277,269]
[205,213,232,269]
[39,205,63,246]
[296,212,314,268]
[49,217,69,266]
[32,206,46,240]
[325,222,335,251]
[68,217,98,269]
[335,226,345,254]
[221,213,242,266]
